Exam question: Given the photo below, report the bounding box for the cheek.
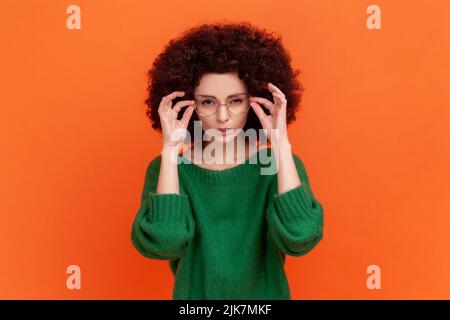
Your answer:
[196,116,211,130]
[235,113,249,127]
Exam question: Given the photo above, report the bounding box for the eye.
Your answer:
[229,98,243,104]
[201,99,215,106]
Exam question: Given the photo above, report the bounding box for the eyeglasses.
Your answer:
[194,93,251,116]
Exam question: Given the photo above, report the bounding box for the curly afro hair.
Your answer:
[145,21,304,142]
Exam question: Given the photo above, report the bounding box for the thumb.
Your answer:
[180,105,195,126]
[250,101,267,127]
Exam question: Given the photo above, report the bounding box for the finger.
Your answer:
[249,96,274,113]
[250,101,268,124]
[267,82,286,98]
[172,100,196,113]
[159,91,186,110]
[180,105,195,126]
[165,91,185,100]
[272,92,287,108]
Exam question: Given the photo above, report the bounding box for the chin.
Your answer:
[218,135,236,143]
[205,131,238,143]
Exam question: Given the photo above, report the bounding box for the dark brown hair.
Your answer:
[145,21,304,141]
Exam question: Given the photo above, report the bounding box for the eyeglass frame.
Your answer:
[193,93,251,116]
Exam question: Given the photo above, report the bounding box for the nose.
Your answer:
[216,104,230,122]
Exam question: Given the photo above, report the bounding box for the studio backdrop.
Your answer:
[1,0,449,299]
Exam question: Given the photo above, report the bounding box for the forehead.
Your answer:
[194,72,247,97]
[196,93,247,99]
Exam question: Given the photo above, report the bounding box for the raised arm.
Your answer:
[266,144,324,257]
[131,155,196,260]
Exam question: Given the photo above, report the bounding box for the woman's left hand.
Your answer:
[249,82,289,145]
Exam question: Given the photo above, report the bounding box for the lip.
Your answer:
[217,128,234,135]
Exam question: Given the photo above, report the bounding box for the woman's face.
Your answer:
[193,72,250,144]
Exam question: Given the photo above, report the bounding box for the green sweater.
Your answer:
[131,147,324,300]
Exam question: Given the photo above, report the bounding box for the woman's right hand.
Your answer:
[158,91,196,150]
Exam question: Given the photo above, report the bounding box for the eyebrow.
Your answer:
[196,93,247,98]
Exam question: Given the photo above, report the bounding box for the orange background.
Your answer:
[1,0,449,299]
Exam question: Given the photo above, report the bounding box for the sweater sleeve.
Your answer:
[265,153,324,257]
[131,156,195,260]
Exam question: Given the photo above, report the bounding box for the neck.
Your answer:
[203,136,249,164]
[185,135,258,165]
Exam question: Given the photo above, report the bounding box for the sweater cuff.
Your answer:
[148,192,191,224]
[273,184,320,224]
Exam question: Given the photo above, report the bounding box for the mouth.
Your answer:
[217,128,235,135]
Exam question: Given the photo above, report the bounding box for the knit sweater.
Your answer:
[131,147,324,300]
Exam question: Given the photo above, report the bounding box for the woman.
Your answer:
[131,22,324,300]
